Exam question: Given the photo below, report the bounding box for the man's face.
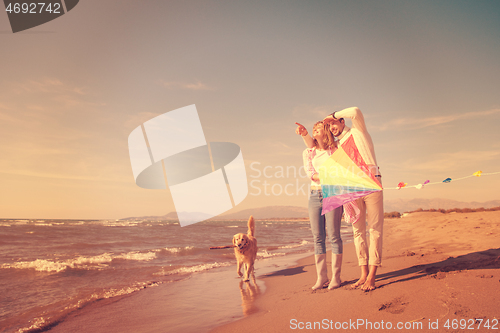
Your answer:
[328,119,345,137]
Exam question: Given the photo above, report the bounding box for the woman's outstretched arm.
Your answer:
[295,122,314,148]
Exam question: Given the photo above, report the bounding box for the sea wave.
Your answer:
[18,281,162,333]
[18,316,48,333]
[258,250,286,258]
[279,239,310,249]
[156,262,233,276]
[1,251,158,273]
[162,246,195,254]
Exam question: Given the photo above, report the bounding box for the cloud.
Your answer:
[0,77,118,185]
[0,168,129,183]
[268,141,291,150]
[0,111,18,123]
[159,80,214,91]
[398,150,500,173]
[7,78,87,95]
[0,78,92,121]
[123,111,163,130]
[377,108,500,131]
[292,104,335,120]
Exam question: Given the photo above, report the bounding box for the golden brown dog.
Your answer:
[233,216,257,282]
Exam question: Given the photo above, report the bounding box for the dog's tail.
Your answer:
[247,215,255,237]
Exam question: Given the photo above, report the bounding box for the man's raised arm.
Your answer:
[324,107,367,133]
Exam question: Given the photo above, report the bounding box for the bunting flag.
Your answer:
[387,171,500,190]
[319,136,382,215]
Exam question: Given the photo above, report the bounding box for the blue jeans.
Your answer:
[308,189,343,255]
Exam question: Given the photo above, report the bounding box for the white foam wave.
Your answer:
[34,222,53,226]
[101,220,141,227]
[116,251,156,261]
[258,250,286,258]
[97,281,160,300]
[161,262,232,275]
[2,259,73,272]
[164,246,194,254]
[18,316,48,333]
[279,240,310,249]
[2,251,157,272]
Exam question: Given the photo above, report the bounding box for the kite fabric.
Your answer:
[397,182,407,189]
[319,136,383,215]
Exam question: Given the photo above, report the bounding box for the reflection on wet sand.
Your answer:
[239,274,261,316]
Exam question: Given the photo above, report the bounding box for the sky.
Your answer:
[1,0,499,219]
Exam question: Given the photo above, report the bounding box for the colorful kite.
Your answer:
[415,180,430,190]
[319,136,383,215]
[397,182,407,189]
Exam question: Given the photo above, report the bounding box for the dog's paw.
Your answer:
[237,271,243,277]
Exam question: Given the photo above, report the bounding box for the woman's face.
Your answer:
[312,124,325,139]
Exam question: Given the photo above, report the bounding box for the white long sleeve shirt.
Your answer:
[334,107,380,176]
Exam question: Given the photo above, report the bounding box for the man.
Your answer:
[298,106,383,291]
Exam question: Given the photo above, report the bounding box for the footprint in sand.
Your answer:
[378,297,409,314]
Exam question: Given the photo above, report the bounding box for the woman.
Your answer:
[296,121,343,290]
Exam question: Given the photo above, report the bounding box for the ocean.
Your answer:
[0,218,353,333]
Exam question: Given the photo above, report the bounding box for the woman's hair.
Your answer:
[312,121,336,149]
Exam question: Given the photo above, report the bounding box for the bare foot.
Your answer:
[351,265,368,289]
[361,278,376,291]
[351,276,366,289]
[361,266,377,291]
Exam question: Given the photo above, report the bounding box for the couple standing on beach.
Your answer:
[296,107,383,292]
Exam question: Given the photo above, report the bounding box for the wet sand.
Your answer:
[44,253,308,333]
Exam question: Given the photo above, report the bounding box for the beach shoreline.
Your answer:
[1,219,321,333]
[41,211,500,333]
[211,211,500,333]
[42,251,314,333]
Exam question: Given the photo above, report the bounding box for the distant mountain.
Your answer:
[121,205,309,221]
[384,198,500,213]
[121,199,500,221]
[217,205,309,220]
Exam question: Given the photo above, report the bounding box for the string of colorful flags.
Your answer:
[386,170,500,190]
